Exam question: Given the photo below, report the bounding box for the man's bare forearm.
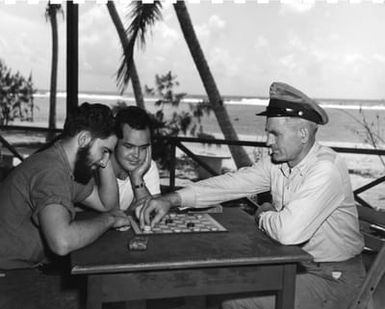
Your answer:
[98,161,119,210]
[130,176,152,209]
[163,192,182,208]
[43,210,116,256]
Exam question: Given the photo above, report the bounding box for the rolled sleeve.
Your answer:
[30,169,76,225]
[178,186,197,208]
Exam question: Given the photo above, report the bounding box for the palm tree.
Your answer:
[173,1,251,168]
[116,1,251,168]
[45,2,63,141]
[106,1,145,109]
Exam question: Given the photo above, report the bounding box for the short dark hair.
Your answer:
[114,106,153,139]
[62,102,115,139]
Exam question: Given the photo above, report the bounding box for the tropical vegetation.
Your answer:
[106,1,145,110]
[113,0,252,168]
[112,71,212,170]
[0,59,35,126]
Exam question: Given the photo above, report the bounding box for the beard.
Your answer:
[73,145,94,184]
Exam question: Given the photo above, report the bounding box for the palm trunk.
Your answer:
[173,1,251,168]
[107,1,145,109]
[48,11,58,141]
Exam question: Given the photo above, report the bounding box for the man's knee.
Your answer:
[221,299,235,309]
[221,299,245,309]
[221,295,274,309]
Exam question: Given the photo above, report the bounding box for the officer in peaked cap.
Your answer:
[258,82,328,125]
[140,81,364,309]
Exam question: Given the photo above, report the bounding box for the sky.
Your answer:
[1,1,385,100]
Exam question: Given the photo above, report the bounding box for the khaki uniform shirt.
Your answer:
[178,143,364,262]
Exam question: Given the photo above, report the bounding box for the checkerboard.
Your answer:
[128,213,227,235]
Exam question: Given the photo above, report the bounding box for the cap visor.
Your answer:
[256,111,267,116]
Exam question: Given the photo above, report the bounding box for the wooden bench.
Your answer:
[348,205,385,309]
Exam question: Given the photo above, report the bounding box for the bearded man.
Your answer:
[0,102,130,270]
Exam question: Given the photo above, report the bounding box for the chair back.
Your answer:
[348,205,385,309]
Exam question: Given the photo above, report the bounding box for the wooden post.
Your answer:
[169,140,176,191]
[66,1,79,116]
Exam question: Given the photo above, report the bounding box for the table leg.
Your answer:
[275,264,297,309]
[87,276,103,309]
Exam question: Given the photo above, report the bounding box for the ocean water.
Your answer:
[21,91,385,172]
[5,91,385,209]
[28,91,385,147]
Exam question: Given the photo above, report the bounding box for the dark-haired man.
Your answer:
[0,103,130,270]
[140,83,365,309]
[111,106,160,216]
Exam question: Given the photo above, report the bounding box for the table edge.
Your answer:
[71,254,312,275]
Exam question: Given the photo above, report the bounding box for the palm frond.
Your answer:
[45,3,63,21]
[127,1,163,48]
[117,1,163,92]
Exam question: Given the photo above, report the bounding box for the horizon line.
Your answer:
[35,89,385,102]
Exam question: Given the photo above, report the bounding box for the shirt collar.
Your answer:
[280,142,320,177]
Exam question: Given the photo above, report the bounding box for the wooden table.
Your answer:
[71,207,311,309]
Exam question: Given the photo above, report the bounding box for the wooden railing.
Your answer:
[158,136,385,209]
[1,125,385,209]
